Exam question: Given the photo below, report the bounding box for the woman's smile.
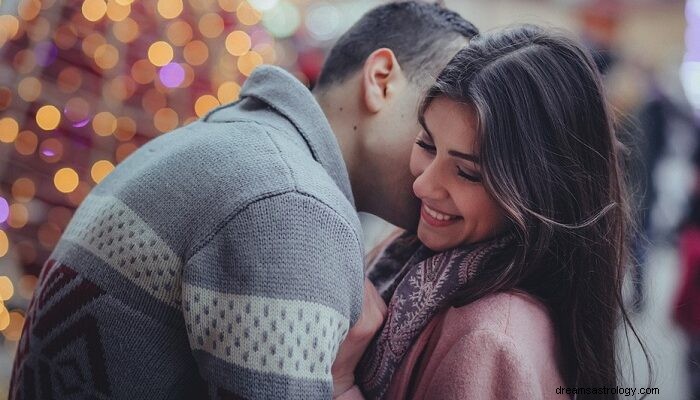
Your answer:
[420,202,462,227]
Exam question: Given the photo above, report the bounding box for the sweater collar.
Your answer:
[239,66,355,208]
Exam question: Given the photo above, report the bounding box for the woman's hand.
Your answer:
[331,278,388,398]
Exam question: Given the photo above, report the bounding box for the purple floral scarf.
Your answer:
[357,232,514,399]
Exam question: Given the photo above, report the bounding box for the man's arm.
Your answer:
[181,191,364,399]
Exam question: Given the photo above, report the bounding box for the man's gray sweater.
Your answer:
[10,66,364,400]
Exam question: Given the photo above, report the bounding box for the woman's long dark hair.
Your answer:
[420,25,650,398]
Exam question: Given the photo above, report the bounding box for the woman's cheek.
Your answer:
[409,145,425,179]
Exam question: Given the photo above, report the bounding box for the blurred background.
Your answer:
[0,0,698,398]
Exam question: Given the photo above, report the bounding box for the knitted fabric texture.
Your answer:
[357,233,514,399]
[10,66,364,400]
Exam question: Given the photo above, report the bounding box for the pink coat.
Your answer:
[341,291,570,400]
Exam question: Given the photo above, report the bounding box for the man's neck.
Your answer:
[313,87,366,212]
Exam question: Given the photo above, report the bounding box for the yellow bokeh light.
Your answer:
[15,130,38,155]
[0,15,20,41]
[4,311,25,340]
[82,32,106,58]
[91,159,115,183]
[154,108,179,133]
[131,59,156,84]
[237,51,263,76]
[54,167,79,193]
[82,0,107,22]
[18,0,41,21]
[157,0,183,19]
[92,111,117,136]
[237,1,262,25]
[225,30,251,56]
[166,20,192,46]
[12,178,35,202]
[198,13,224,38]
[217,81,241,104]
[0,231,7,258]
[148,41,173,67]
[0,277,13,301]
[194,95,220,117]
[36,105,61,131]
[8,203,29,229]
[0,308,8,331]
[94,43,119,70]
[115,0,134,5]
[0,118,19,143]
[218,0,237,12]
[106,0,130,21]
[18,77,42,102]
[115,116,136,141]
[113,17,139,43]
[183,40,209,66]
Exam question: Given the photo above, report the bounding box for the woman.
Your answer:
[331,25,649,399]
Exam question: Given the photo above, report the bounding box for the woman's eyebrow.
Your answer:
[449,150,480,164]
[419,115,481,164]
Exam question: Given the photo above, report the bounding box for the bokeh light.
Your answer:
[36,105,61,131]
[12,178,36,203]
[148,41,174,67]
[238,51,264,76]
[0,118,19,143]
[154,107,179,132]
[0,231,8,258]
[159,63,186,88]
[167,20,193,46]
[82,0,108,22]
[0,277,14,301]
[226,31,251,56]
[91,160,115,183]
[93,111,117,136]
[54,167,79,193]
[0,198,8,224]
[194,94,220,117]
[158,0,183,19]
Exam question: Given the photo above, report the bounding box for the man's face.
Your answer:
[363,81,424,231]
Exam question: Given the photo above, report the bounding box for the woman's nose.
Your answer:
[413,161,449,201]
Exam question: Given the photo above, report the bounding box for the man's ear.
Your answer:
[362,48,404,114]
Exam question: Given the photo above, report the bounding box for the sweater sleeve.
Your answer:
[425,329,543,400]
[181,191,365,399]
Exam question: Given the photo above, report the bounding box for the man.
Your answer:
[11,2,477,399]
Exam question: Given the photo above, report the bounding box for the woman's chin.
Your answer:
[417,227,455,252]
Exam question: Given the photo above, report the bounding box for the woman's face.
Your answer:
[409,97,509,251]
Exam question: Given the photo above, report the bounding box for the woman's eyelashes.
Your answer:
[415,138,435,153]
[457,167,482,182]
[415,138,482,182]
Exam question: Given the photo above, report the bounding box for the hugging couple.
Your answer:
[10,1,643,400]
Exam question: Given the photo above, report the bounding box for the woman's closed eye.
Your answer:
[416,138,482,183]
[415,138,435,153]
[457,167,482,182]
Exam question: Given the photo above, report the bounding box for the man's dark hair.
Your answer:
[315,1,478,89]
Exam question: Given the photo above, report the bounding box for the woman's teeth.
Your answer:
[424,204,458,221]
